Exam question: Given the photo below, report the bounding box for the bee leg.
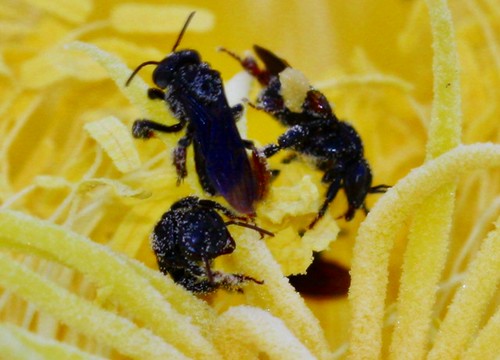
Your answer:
[173,132,193,184]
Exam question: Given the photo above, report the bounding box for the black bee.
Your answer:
[152,196,272,293]
[221,45,389,228]
[126,13,269,215]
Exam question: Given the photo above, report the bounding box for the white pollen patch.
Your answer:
[279,68,310,113]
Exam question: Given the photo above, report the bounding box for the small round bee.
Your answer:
[152,196,272,293]
[221,45,389,228]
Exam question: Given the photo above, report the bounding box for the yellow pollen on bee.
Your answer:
[279,68,311,113]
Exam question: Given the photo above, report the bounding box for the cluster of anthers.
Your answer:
[0,1,499,360]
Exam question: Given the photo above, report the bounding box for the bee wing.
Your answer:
[253,45,290,75]
[180,90,259,214]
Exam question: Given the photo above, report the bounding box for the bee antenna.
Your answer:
[172,11,196,52]
[125,61,160,86]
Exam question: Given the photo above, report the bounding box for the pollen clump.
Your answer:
[265,213,339,276]
[279,67,311,113]
[258,174,320,224]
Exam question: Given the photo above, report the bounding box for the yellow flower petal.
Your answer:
[463,307,500,359]
[110,5,214,34]
[231,228,331,359]
[215,305,315,359]
[0,210,220,359]
[315,73,414,93]
[67,41,176,138]
[390,0,463,357]
[349,143,500,359]
[78,178,150,199]
[84,116,141,173]
[0,324,106,360]
[0,253,188,360]
[22,0,92,24]
[0,52,11,77]
[1,1,499,358]
[91,37,164,68]
[428,218,500,359]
